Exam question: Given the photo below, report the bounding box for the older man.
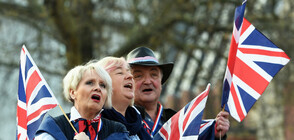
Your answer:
[127,47,230,139]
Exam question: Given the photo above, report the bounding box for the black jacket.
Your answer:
[134,104,227,140]
[102,106,152,140]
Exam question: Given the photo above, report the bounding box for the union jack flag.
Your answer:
[198,119,215,140]
[154,84,211,140]
[17,45,59,139]
[221,0,290,122]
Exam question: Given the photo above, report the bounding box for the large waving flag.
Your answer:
[154,84,211,140]
[17,45,59,140]
[221,0,290,122]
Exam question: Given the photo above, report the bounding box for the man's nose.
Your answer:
[143,76,152,84]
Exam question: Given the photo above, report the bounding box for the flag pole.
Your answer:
[221,104,225,112]
[58,105,78,134]
[220,133,222,140]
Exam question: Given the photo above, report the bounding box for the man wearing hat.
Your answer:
[127,47,230,139]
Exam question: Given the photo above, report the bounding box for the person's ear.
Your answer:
[70,89,76,100]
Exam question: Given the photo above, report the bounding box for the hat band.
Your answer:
[128,56,159,64]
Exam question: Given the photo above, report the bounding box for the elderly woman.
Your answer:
[35,64,129,140]
[94,57,152,140]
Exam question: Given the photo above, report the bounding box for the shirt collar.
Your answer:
[70,106,103,121]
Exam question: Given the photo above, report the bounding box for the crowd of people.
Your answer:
[35,47,230,140]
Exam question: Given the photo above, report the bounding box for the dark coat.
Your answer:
[35,113,130,140]
[135,104,227,140]
[102,106,152,140]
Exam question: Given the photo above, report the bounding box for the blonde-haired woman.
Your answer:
[35,64,129,140]
[94,57,152,140]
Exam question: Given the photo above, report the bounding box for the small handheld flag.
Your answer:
[154,83,211,140]
[221,0,290,122]
[17,45,59,139]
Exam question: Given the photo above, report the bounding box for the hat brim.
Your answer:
[129,62,174,84]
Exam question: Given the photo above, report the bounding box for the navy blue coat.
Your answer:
[35,114,130,140]
[102,106,152,140]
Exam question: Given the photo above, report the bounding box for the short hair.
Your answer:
[63,64,112,108]
[94,56,134,106]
